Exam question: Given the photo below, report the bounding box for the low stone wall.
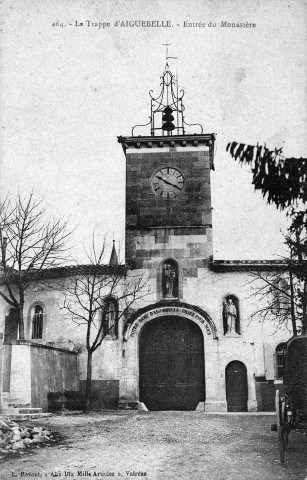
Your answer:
[79,380,119,409]
[8,341,79,412]
[2,344,12,392]
[255,379,284,412]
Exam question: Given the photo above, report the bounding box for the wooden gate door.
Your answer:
[139,316,205,411]
[226,361,248,412]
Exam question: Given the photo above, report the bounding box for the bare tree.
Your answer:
[0,192,71,339]
[61,238,150,411]
[286,209,307,334]
[248,268,299,335]
[227,141,307,334]
[248,226,306,335]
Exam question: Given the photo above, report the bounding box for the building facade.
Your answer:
[0,63,290,412]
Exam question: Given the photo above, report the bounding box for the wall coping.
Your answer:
[6,340,78,355]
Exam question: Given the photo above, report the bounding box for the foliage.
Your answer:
[227,141,307,334]
[286,209,307,334]
[226,142,307,210]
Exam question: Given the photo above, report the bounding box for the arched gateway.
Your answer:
[123,302,217,411]
[140,316,205,410]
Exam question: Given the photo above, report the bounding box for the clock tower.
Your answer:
[116,62,263,414]
[118,62,215,300]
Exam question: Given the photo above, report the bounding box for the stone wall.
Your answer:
[9,343,32,404]
[125,145,213,267]
[0,265,290,412]
[6,342,79,411]
[30,342,79,411]
[126,146,212,230]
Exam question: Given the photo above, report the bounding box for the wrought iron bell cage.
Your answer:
[131,62,203,137]
[150,63,185,136]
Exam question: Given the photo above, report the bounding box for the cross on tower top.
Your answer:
[130,49,204,137]
[162,41,171,59]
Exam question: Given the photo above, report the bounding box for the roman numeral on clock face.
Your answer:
[151,167,185,199]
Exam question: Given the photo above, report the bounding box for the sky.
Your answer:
[0,0,306,262]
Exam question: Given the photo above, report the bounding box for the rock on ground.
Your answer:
[0,417,55,454]
[1,411,307,479]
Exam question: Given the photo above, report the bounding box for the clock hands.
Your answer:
[151,168,184,199]
[156,175,182,190]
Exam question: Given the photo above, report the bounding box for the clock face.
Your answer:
[151,167,185,199]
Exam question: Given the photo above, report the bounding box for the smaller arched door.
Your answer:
[226,361,248,412]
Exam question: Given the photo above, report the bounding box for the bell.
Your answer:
[162,112,175,122]
[162,121,175,131]
[162,106,175,131]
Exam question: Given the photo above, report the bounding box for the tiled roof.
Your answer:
[0,264,126,283]
[209,259,290,272]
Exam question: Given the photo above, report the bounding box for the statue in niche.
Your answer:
[163,262,177,298]
[223,297,238,335]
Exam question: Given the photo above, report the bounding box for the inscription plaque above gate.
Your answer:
[127,305,217,339]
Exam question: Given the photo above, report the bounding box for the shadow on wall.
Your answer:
[79,380,119,409]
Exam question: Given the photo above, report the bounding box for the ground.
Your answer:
[1,411,307,480]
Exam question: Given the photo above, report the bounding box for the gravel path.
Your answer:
[0,411,306,480]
